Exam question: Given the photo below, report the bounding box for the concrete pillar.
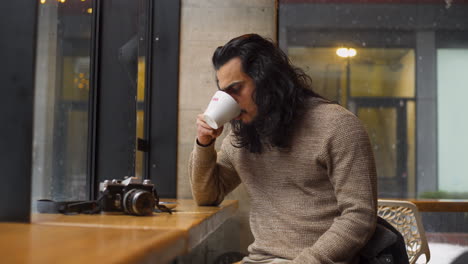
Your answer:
[177,0,276,261]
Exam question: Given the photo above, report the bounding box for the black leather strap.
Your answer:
[37,199,101,215]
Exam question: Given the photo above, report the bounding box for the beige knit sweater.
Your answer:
[189,98,377,264]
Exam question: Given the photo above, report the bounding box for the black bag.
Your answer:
[359,217,409,264]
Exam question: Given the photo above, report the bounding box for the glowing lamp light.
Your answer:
[40,0,46,3]
[336,48,357,58]
[87,8,93,14]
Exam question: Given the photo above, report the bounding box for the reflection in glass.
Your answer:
[32,0,93,205]
[135,57,146,178]
[288,47,345,104]
[135,0,148,179]
[406,101,416,198]
[280,0,468,251]
[288,46,416,198]
[349,49,415,98]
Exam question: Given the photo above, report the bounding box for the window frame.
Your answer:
[144,0,180,198]
[0,1,38,222]
[92,0,180,199]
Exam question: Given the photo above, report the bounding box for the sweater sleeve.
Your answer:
[188,135,241,206]
[293,113,378,264]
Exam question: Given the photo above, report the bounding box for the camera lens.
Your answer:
[123,189,156,216]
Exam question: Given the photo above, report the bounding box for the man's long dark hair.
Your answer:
[212,34,323,153]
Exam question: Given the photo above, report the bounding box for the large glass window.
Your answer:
[288,46,416,198]
[32,0,94,204]
[437,48,468,195]
[31,0,180,209]
[32,0,147,203]
[279,0,468,258]
[279,1,468,199]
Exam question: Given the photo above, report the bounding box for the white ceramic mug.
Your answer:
[203,91,241,129]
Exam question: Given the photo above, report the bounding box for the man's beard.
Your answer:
[230,106,298,153]
[230,116,266,153]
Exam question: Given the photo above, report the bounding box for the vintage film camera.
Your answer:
[100,177,157,216]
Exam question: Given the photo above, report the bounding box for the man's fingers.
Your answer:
[196,113,223,145]
[213,126,224,137]
[196,115,213,129]
[198,125,216,137]
[196,119,212,130]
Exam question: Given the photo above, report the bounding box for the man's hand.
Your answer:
[196,114,224,145]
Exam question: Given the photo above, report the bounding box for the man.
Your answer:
[189,34,377,264]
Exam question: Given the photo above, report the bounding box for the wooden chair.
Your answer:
[377,199,431,264]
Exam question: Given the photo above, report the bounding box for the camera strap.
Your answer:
[152,189,172,214]
[36,199,101,215]
[37,192,107,215]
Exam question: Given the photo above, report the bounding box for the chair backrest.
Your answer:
[377,199,431,264]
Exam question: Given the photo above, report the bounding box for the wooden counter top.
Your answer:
[381,198,468,212]
[2,199,238,264]
[0,223,185,264]
[33,199,239,249]
[406,199,468,212]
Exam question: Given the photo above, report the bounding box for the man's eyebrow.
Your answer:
[218,81,243,92]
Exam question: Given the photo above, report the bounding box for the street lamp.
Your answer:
[336,48,357,110]
[336,48,356,58]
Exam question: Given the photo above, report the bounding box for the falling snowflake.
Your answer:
[445,0,453,9]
